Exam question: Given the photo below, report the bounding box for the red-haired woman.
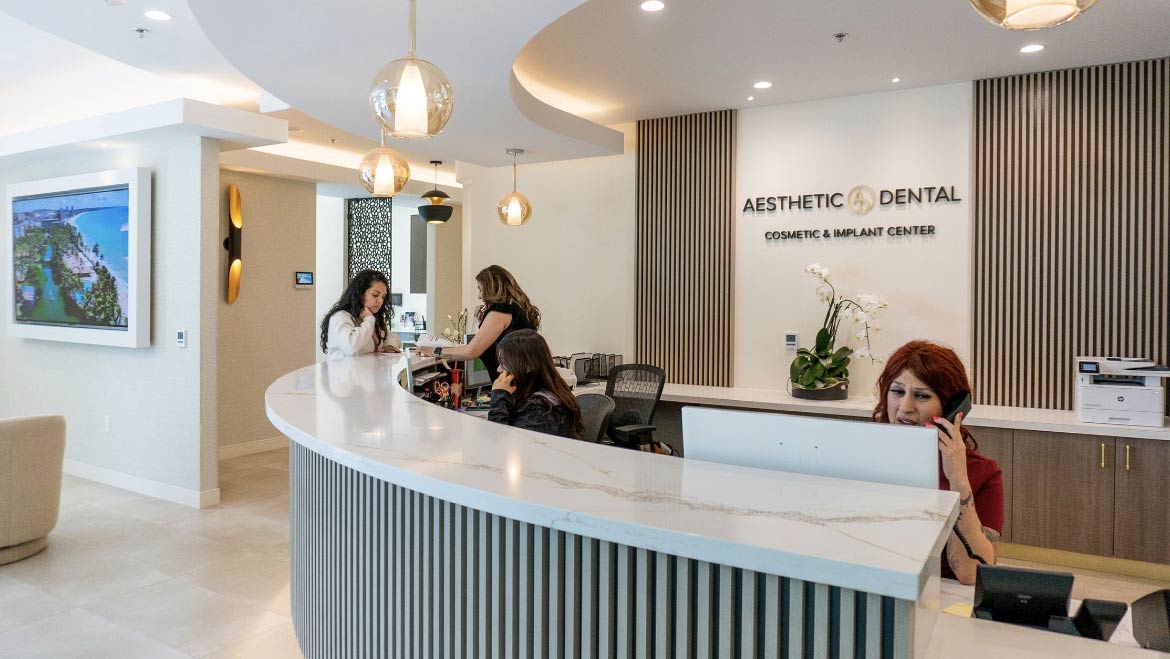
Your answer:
[872,340,1003,585]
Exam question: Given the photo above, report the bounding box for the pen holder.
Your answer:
[450,368,463,409]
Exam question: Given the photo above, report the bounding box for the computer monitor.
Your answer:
[463,333,491,388]
[681,407,938,489]
[973,565,1074,629]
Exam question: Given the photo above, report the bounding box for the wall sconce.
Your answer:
[418,160,452,224]
[497,148,532,226]
[224,184,243,303]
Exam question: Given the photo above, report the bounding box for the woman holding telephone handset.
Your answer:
[320,269,401,357]
[872,340,1004,585]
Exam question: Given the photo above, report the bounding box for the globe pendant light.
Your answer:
[969,0,1097,29]
[359,131,410,197]
[370,0,454,139]
[418,160,453,224]
[497,148,532,226]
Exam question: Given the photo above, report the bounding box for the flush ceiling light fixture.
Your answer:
[418,160,453,224]
[969,0,1097,29]
[497,149,532,227]
[223,184,243,303]
[370,0,454,139]
[358,131,410,197]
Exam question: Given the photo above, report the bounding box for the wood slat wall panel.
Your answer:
[973,58,1170,411]
[636,110,736,386]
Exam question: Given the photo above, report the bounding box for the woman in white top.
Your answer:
[319,269,402,357]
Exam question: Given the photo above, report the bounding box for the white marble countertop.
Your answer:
[656,383,1170,441]
[266,353,958,601]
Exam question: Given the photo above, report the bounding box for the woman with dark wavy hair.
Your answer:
[418,264,539,378]
[488,330,583,440]
[320,269,401,356]
[872,340,1003,585]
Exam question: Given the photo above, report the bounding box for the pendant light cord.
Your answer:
[512,155,517,192]
[408,0,416,57]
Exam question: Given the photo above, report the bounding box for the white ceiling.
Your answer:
[516,0,1170,125]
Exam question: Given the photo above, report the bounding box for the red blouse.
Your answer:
[939,447,1004,579]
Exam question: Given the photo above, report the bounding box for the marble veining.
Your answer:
[266,353,959,600]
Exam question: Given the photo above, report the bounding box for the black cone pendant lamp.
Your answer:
[418,160,452,224]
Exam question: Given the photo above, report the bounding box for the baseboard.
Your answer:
[999,543,1170,583]
[217,435,288,461]
[64,459,220,510]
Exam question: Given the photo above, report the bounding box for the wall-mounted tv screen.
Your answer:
[6,168,151,348]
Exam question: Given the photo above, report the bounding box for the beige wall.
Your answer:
[217,170,316,448]
[427,206,463,338]
[458,124,636,359]
[0,133,219,501]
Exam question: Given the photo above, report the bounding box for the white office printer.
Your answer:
[1075,357,1170,427]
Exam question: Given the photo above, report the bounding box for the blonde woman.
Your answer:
[418,265,540,377]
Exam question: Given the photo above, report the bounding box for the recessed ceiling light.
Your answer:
[1020,44,1045,54]
[753,81,772,89]
[747,96,754,101]
[287,126,304,134]
[640,1,665,11]
[891,77,901,83]
[144,9,171,21]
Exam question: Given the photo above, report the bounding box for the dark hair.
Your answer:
[495,329,583,439]
[872,340,978,450]
[476,265,541,330]
[320,269,391,354]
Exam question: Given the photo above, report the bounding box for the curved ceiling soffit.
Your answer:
[188,0,622,167]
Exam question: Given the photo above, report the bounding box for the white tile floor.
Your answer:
[0,448,299,659]
[1,447,1167,658]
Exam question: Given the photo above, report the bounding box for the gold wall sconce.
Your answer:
[224,184,243,303]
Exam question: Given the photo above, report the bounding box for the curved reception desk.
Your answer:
[266,354,958,658]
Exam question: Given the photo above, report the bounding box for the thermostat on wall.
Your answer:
[784,331,799,351]
[294,271,314,288]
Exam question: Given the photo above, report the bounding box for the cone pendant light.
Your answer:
[418,160,453,224]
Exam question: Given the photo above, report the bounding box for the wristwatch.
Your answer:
[434,347,443,357]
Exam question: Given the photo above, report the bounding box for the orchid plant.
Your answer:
[790,264,888,390]
[440,309,469,344]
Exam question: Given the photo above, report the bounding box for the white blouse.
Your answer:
[326,310,401,357]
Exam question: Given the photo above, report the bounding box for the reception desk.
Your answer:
[268,354,960,657]
[266,354,1164,658]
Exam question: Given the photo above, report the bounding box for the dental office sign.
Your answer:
[743,184,962,242]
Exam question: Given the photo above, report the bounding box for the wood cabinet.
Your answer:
[1114,437,1170,564]
[1012,431,1116,557]
[973,427,1013,543]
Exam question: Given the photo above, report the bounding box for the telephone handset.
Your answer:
[938,391,972,427]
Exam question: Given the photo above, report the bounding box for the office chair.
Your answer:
[576,394,615,444]
[604,364,669,451]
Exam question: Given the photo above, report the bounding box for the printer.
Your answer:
[1075,357,1170,427]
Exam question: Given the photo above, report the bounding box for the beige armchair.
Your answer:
[0,416,65,565]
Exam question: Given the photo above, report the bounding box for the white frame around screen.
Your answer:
[5,168,151,348]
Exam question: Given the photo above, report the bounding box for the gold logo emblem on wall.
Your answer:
[847,185,876,215]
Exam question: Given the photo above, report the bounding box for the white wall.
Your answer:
[315,195,345,361]
[734,83,973,396]
[458,124,636,358]
[0,133,220,503]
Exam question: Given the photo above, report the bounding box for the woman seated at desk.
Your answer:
[418,265,539,377]
[320,269,401,357]
[872,340,1003,585]
[488,330,583,440]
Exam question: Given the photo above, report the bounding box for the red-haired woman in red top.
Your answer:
[872,340,1004,585]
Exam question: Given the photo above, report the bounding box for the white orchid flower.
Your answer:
[855,347,871,360]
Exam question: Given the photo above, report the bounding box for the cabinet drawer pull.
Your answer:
[1126,444,1131,471]
[1101,443,1106,469]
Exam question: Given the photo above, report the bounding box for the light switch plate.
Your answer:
[176,329,187,348]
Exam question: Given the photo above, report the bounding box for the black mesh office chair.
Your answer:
[604,364,667,450]
[576,393,615,444]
